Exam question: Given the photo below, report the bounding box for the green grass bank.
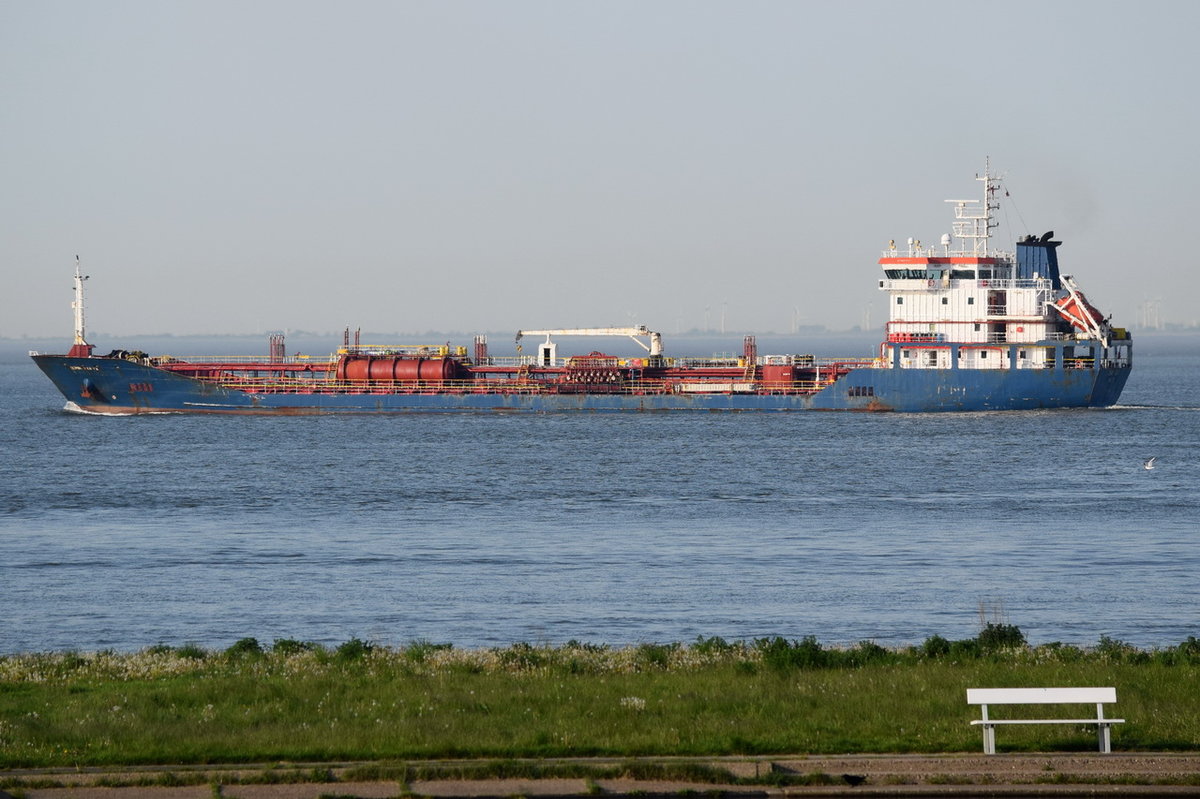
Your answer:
[3,630,1200,768]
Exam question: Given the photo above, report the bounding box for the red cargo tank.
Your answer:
[761,364,795,384]
[336,355,457,382]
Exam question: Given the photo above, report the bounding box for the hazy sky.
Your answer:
[4,1,1198,340]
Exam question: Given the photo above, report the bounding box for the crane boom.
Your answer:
[516,326,663,356]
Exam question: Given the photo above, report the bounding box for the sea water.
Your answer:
[2,334,1197,653]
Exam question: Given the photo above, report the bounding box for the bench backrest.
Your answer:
[967,687,1116,705]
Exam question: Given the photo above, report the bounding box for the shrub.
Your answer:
[921,635,951,659]
[977,623,1026,651]
[1096,635,1137,661]
[634,642,677,670]
[272,638,317,656]
[404,639,452,663]
[692,636,734,656]
[334,638,374,661]
[499,642,545,669]
[947,638,981,660]
[1038,642,1085,662]
[1152,648,1179,666]
[564,640,607,653]
[847,640,892,666]
[756,636,827,670]
[225,638,263,658]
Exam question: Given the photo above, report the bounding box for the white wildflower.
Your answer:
[619,696,646,711]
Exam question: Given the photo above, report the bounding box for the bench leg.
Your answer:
[1098,723,1111,754]
[982,724,996,755]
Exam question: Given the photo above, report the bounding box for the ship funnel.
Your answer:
[1016,233,1062,288]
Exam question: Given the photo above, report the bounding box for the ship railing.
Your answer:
[760,354,819,366]
[202,373,878,397]
[978,278,1054,290]
[887,332,946,343]
[151,354,325,365]
[339,344,469,357]
[487,355,602,368]
[878,247,1015,259]
[878,277,1052,291]
[477,354,865,370]
[150,348,474,363]
[479,355,644,368]
[675,356,742,368]
[485,355,652,368]
[878,279,946,291]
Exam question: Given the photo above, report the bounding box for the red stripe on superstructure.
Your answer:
[878,257,1000,265]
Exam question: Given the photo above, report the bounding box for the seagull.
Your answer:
[1144,457,1157,470]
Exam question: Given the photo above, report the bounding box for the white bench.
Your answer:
[967,687,1124,754]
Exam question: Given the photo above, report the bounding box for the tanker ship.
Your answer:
[31,165,1132,413]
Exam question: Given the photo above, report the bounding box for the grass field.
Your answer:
[3,630,1199,768]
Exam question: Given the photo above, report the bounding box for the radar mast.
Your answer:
[68,256,94,357]
[946,157,1002,257]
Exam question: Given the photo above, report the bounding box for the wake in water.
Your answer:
[63,401,179,415]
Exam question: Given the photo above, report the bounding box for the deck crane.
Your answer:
[515,326,664,367]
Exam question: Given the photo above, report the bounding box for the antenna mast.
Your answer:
[949,157,1002,257]
[68,256,94,357]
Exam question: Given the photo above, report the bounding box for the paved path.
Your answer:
[4,754,1200,797]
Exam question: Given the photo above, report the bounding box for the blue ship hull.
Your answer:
[32,354,1131,414]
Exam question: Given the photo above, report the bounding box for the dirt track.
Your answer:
[5,754,1200,798]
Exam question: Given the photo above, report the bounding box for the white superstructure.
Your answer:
[877,163,1131,373]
